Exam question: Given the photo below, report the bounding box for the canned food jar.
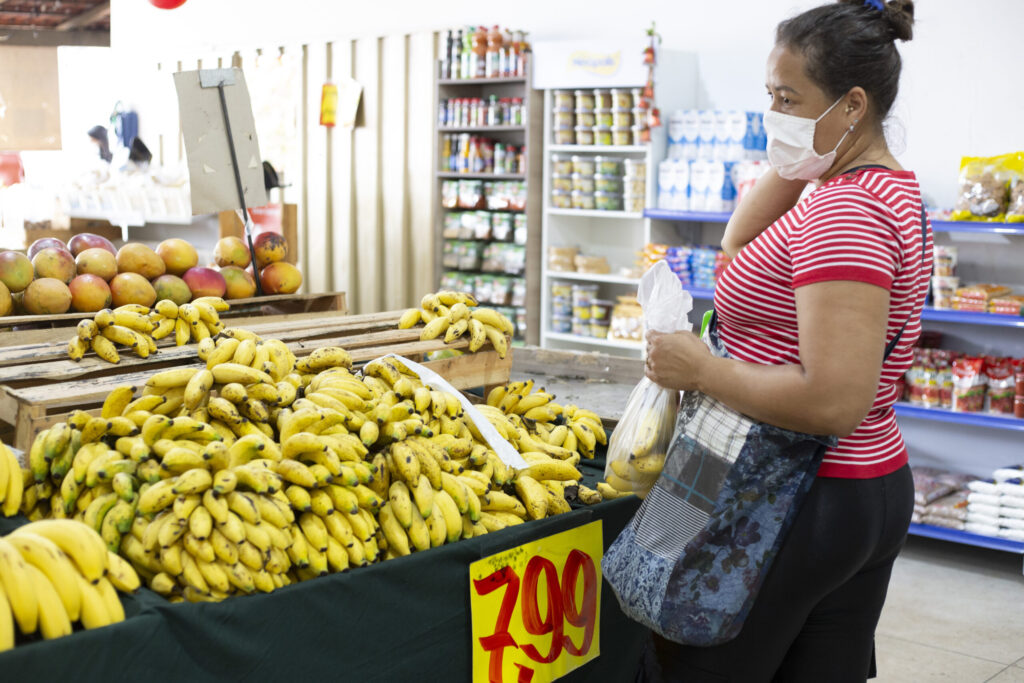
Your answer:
[572,284,599,305]
[593,156,622,175]
[594,109,614,128]
[623,158,646,178]
[571,173,596,193]
[630,88,644,108]
[553,90,574,109]
[594,191,623,211]
[574,90,596,112]
[551,174,573,192]
[574,126,595,146]
[594,174,623,193]
[630,125,648,146]
[590,323,610,339]
[553,128,576,145]
[593,126,613,146]
[571,156,596,175]
[551,189,572,209]
[612,109,633,127]
[610,88,632,109]
[551,154,573,175]
[612,127,632,146]
[622,174,646,195]
[551,315,572,333]
[623,193,645,213]
[591,299,614,320]
[572,305,592,321]
[551,296,572,316]
[593,89,612,109]
[572,318,589,336]
[631,107,647,127]
[550,283,572,298]
[552,110,575,129]
[571,191,596,210]
[575,109,596,128]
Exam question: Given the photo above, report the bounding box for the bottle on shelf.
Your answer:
[471,26,488,79]
[500,29,514,78]
[486,25,503,79]
[450,29,462,81]
[459,28,472,80]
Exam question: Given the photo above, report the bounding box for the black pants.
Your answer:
[639,464,914,683]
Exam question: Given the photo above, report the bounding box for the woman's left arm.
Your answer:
[646,280,890,437]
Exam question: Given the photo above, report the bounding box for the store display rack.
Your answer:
[433,64,543,345]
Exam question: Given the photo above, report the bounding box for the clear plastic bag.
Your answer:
[605,260,694,497]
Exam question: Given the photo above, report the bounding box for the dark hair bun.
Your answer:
[884,0,914,42]
[838,0,915,42]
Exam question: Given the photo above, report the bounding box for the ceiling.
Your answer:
[0,0,110,46]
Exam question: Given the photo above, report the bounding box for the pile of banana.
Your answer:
[397,290,515,359]
[603,406,668,498]
[0,519,140,651]
[25,330,612,604]
[67,297,230,364]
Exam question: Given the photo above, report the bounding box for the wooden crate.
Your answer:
[0,291,346,339]
[0,310,511,451]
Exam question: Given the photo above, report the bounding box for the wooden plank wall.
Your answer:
[157,30,438,315]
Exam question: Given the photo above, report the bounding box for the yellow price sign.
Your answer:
[469,520,602,683]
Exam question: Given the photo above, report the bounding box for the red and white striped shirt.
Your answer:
[714,168,932,479]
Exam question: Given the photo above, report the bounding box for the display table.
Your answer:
[0,461,648,680]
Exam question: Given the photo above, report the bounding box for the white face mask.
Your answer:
[763,97,853,181]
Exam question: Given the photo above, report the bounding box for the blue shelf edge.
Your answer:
[643,209,733,223]
[920,307,1024,328]
[907,523,1024,554]
[893,403,1024,432]
[930,219,1024,236]
[684,286,715,300]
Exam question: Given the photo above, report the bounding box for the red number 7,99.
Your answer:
[474,549,599,682]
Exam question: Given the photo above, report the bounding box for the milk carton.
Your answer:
[671,161,690,211]
[744,112,767,160]
[688,159,710,212]
[697,110,716,161]
[725,111,748,162]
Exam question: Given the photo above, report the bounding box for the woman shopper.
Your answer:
[640,0,928,680]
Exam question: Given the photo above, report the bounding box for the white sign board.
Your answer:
[174,68,267,215]
[532,39,650,90]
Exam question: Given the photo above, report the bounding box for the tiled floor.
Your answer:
[875,536,1024,682]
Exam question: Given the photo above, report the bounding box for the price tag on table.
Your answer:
[469,521,602,683]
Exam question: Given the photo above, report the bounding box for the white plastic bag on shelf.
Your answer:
[604,260,693,497]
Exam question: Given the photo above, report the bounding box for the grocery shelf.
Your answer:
[643,209,733,223]
[893,402,1024,432]
[545,331,644,351]
[436,172,526,180]
[929,219,1024,236]
[907,523,1024,554]
[437,77,527,85]
[438,125,526,133]
[920,307,1024,329]
[544,270,640,285]
[546,208,643,219]
[547,144,648,154]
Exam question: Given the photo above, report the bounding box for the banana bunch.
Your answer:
[0,519,139,651]
[0,439,23,518]
[484,381,607,459]
[604,406,670,497]
[66,297,231,364]
[148,297,229,348]
[397,290,514,359]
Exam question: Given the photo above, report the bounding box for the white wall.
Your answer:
[111,0,1024,207]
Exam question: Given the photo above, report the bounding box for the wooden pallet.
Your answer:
[0,291,346,339]
[0,310,511,451]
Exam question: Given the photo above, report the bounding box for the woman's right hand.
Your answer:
[721,169,808,258]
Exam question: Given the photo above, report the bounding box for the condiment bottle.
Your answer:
[471,26,487,79]
[486,25,503,79]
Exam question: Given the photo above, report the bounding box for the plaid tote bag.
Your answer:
[602,315,836,646]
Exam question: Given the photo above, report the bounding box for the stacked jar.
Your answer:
[622,158,647,213]
[550,88,648,146]
[550,281,573,333]
[571,284,599,337]
[552,91,575,144]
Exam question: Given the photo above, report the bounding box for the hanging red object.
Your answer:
[149,0,187,8]
[319,82,338,127]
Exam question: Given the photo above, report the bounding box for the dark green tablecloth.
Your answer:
[1,460,648,682]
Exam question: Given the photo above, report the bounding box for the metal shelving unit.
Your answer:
[433,67,542,345]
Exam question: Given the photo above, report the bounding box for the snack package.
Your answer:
[950,153,1021,221]
[1008,173,1024,223]
[604,261,694,497]
[985,357,1015,414]
[952,357,986,412]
